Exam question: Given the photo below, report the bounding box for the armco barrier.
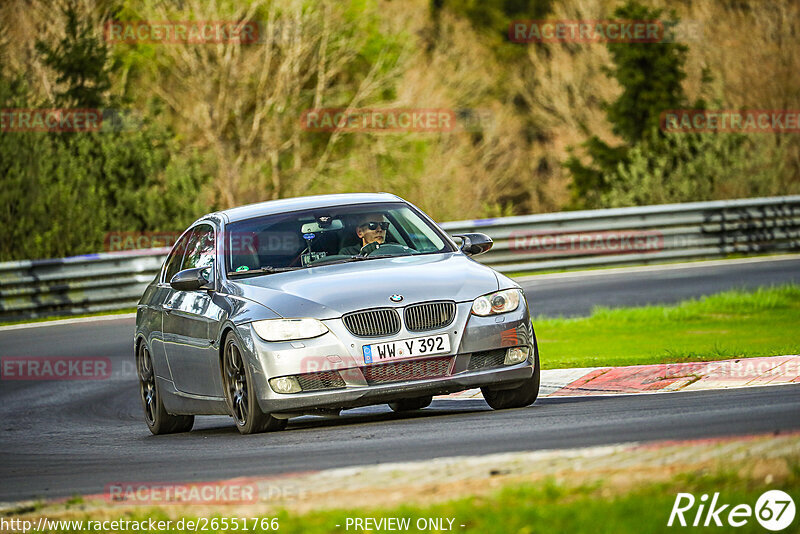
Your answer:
[0,250,169,322]
[440,195,800,272]
[0,196,798,321]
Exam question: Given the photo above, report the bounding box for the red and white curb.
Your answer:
[439,355,800,399]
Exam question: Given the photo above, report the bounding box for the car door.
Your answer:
[149,230,193,380]
[162,223,225,397]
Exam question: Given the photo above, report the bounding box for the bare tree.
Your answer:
[133,0,404,208]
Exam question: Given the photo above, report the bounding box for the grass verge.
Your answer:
[280,467,799,534]
[535,284,800,369]
[15,450,798,533]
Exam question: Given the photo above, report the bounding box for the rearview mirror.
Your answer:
[170,267,214,291]
[453,233,493,256]
[301,219,344,233]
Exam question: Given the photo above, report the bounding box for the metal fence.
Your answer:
[1,196,798,322]
[441,195,800,273]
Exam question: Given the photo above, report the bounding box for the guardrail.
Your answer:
[0,251,169,322]
[1,196,798,322]
[441,195,800,273]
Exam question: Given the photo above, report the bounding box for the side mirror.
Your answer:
[453,233,493,256]
[170,267,214,291]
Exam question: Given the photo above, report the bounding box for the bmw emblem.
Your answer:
[389,294,403,303]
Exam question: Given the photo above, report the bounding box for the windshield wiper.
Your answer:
[227,266,300,277]
[308,255,373,267]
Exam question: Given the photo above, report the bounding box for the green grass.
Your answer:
[535,284,800,369]
[29,459,800,533]
[281,469,799,534]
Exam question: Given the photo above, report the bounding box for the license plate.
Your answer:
[362,334,450,364]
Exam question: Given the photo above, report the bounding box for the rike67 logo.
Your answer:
[668,490,796,531]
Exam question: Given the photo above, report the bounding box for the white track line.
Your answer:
[516,253,800,282]
[0,313,136,331]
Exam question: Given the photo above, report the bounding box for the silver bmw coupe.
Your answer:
[135,193,539,434]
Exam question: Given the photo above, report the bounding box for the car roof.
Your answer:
[212,193,405,224]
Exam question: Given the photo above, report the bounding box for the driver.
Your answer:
[339,213,389,255]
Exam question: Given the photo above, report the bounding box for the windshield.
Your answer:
[224,202,454,275]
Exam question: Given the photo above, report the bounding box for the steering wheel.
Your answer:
[363,243,420,257]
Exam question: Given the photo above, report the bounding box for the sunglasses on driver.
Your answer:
[359,221,390,230]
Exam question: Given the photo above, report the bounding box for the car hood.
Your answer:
[228,253,499,319]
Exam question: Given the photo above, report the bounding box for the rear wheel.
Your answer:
[223,334,287,435]
[137,342,194,435]
[481,343,540,410]
[389,395,433,412]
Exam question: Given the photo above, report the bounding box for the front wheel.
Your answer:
[137,342,194,435]
[223,334,287,435]
[481,345,540,410]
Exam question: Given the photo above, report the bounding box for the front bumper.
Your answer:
[239,301,535,414]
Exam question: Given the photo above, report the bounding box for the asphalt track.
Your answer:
[1,257,799,503]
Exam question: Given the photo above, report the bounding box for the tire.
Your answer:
[481,342,540,410]
[137,342,194,435]
[389,395,433,412]
[222,334,287,435]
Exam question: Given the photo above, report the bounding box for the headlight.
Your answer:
[471,289,522,316]
[252,318,328,342]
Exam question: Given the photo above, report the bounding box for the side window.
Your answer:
[163,231,193,283]
[181,224,216,271]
